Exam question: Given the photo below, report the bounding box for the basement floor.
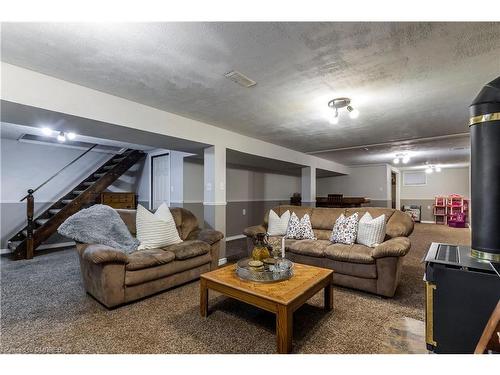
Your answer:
[0,223,470,354]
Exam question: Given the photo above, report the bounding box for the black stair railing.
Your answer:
[19,144,97,259]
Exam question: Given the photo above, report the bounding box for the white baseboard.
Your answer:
[0,241,76,255]
[218,258,227,266]
[225,234,246,242]
[420,220,436,224]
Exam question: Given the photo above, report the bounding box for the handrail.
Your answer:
[20,144,98,201]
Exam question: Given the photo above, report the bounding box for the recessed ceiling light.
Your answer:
[393,157,400,164]
[57,132,66,142]
[67,132,76,140]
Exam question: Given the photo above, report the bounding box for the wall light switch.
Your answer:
[171,186,174,192]
[206,183,212,191]
[427,205,431,210]
[242,209,246,216]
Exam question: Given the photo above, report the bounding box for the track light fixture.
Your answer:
[425,164,441,174]
[393,153,411,165]
[57,132,66,142]
[40,126,77,142]
[328,97,359,124]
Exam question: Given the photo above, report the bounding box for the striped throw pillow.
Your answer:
[356,212,386,247]
[136,203,182,250]
[267,209,291,236]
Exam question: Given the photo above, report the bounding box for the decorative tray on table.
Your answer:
[235,257,294,283]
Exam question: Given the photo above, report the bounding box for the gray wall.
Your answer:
[400,166,469,222]
[316,164,391,208]
[182,159,300,237]
[0,138,145,248]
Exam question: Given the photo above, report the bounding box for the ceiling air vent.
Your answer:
[224,71,257,88]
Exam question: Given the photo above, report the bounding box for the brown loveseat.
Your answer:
[76,207,223,308]
[244,205,414,297]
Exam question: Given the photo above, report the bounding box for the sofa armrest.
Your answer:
[372,237,411,259]
[187,229,224,245]
[243,225,267,238]
[82,244,129,265]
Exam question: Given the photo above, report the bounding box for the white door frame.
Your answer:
[390,167,401,210]
[149,150,171,210]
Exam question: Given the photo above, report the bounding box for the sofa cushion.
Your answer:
[324,243,375,264]
[125,252,212,286]
[310,207,344,230]
[287,239,332,258]
[163,240,210,260]
[126,249,175,271]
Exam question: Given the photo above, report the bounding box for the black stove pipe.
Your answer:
[469,76,500,262]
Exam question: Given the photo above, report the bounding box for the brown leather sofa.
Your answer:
[76,207,223,308]
[244,205,414,297]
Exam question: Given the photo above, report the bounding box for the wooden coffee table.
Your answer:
[200,262,334,353]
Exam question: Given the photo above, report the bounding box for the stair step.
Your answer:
[62,199,72,205]
[94,173,105,178]
[36,218,49,226]
[49,209,62,215]
[73,190,85,195]
[112,157,126,163]
[8,241,22,250]
[103,164,117,170]
[83,181,94,186]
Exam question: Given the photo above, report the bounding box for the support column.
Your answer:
[169,151,185,208]
[204,145,226,260]
[301,166,316,207]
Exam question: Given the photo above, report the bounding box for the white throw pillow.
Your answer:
[136,203,182,250]
[330,213,359,245]
[286,212,316,240]
[356,212,386,247]
[267,209,291,236]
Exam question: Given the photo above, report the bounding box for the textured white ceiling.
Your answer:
[1,22,499,162]
[310,133,470,168]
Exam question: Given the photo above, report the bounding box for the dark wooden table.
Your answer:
[316,196,370,208]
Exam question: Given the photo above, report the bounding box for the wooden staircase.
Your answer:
[8,148,145,260]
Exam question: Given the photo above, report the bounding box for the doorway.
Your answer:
[151,153,170,210]
[391,171,397,209]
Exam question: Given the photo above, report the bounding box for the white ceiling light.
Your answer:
[57,132,66,142]
[42,127,52,136]
[347,105,360,119]
[67,132,76,140]
[330,109,339,125]
[328,97,359,124]
[425,164,441,174]
[393,153,410,165]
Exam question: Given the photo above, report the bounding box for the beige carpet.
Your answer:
[0,223,470,354]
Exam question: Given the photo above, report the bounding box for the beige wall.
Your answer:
[400,167,469,199]
[317,164,391,202]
